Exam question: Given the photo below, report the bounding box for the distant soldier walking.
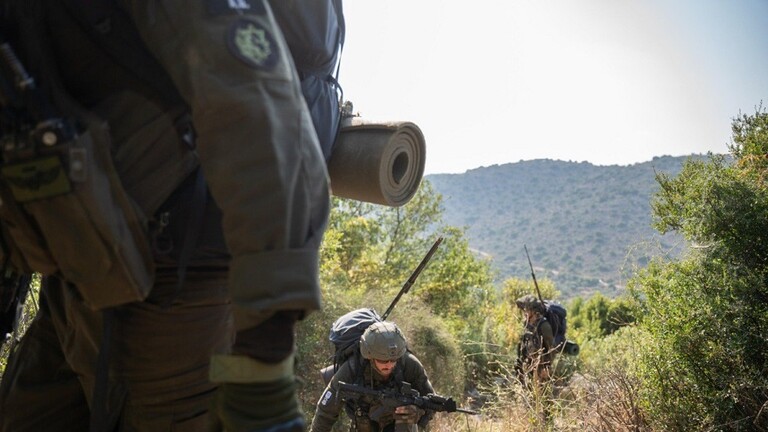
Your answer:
[515,294,557,424]
[516,294,556,384]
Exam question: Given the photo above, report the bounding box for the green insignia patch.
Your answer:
[227,19,279,70]
[1,156,71,202]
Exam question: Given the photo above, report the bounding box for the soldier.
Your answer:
[310,321,435,432]
[515,294,557,423]
[515,294,556,384]
[0,1,336,431]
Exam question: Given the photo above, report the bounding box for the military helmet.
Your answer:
[359,321,407,361]
[516,294,546,313]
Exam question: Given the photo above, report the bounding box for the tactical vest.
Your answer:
[0,1,198,309]
[520,317,548,362]
[346,358,409,432]
[0,0,345,309]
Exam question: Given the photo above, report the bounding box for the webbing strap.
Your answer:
[90,307,116,432]
[165,167,207,308]
[209,354,295,384]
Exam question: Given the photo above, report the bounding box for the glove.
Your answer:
[394,405,424,424]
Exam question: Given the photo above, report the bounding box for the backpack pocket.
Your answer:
[0,119,155,309]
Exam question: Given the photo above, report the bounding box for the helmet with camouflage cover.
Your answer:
[516,294,546,314]
[359,321,407,361]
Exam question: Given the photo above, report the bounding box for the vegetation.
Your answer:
[296,180,648,430]
[0,275,40,375]
[628,106,768,430]
[296,106,767,430]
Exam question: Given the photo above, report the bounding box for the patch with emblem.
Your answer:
[321,390,333,406]
[227,18,279,70]
[206,0,266,16]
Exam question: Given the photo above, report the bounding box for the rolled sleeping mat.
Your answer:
[327,118,426,207]
[563,340,580,356]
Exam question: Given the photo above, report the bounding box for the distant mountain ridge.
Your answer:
[426,155,705,298]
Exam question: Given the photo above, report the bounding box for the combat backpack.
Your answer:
[542,301,567,349]
[539,301,579,355]
[320,307,382,384]
[269,0,346,160]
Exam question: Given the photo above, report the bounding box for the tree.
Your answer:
[631,106,768,430]
[299,180,498,411]
[567,293,638,341]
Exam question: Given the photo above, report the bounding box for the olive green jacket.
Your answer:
[37,0,329,329]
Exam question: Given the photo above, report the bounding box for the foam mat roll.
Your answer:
[327,118,426,207]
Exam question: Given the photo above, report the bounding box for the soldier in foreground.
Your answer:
[310,321,435,432]
[0,1,336,431]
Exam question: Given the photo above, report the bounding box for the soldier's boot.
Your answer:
[211,311,304,431]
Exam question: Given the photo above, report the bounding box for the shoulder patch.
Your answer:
[226,18,279,70]
[206,0,267,16]
[321,389,334,406]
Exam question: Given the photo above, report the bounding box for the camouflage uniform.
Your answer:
[520,316,555,377]
[516,295,555,381]
[311,322,435,432]
[0,0,329,430]
[310,353,435,432]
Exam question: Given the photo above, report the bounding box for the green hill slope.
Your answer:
[427,155,704,298]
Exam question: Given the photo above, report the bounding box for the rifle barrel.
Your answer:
[382,237,443,320]
[524,244,545,304]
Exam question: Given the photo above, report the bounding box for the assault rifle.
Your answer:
[338,381,477,415]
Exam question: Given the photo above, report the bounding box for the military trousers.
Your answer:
[0,269,232,432]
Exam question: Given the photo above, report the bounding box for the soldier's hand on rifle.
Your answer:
[394,404,424,424]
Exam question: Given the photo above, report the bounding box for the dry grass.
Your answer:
[425,361,649,432]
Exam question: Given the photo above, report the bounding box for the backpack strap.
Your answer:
[90,307,118,432]
[163,167,207,308]
[394,359,406,389]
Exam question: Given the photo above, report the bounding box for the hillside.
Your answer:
[427,155,707,298]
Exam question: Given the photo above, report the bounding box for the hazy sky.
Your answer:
[339,0,768,175]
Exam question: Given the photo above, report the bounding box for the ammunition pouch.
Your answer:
[0,114,154,309]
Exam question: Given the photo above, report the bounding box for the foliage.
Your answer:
[729,103,768,187]
[299,182,494,416]
[567,293,639,342]
[0,274,41,381]
[630,106,768,431]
